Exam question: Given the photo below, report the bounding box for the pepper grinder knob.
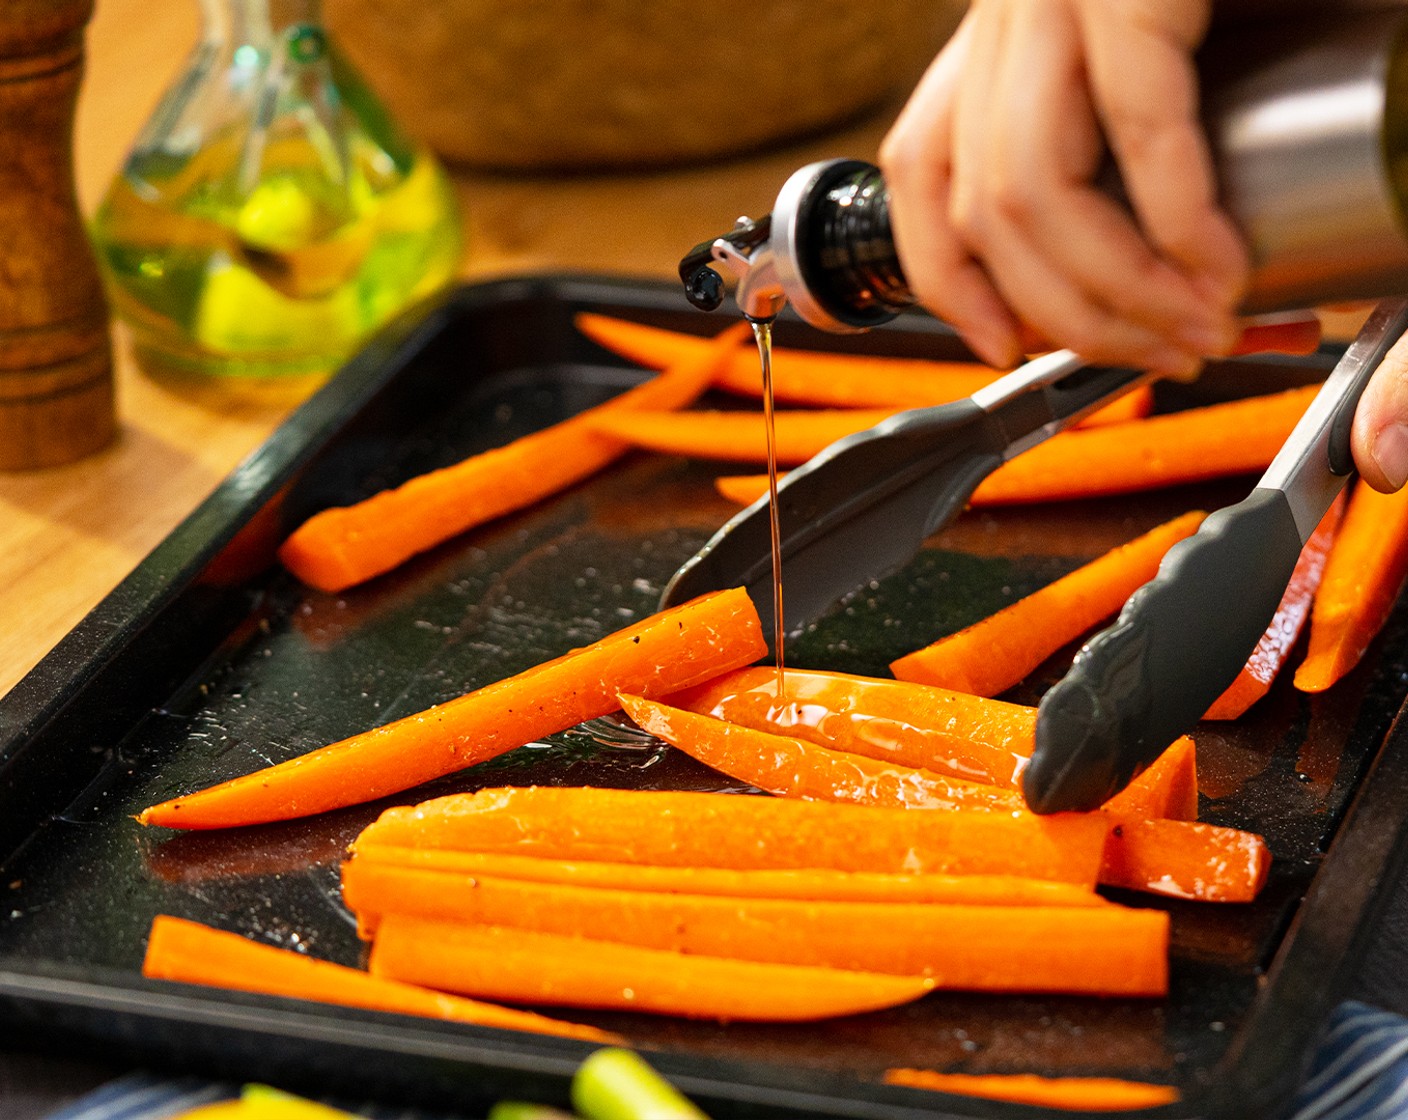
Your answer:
[0,0,114,470]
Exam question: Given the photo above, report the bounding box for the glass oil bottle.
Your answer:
[91,0,461,376]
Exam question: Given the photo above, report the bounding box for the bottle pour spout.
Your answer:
[677,160,914,332]
[678,214,786,320]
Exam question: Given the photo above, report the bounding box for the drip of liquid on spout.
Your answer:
[750,316,786,696]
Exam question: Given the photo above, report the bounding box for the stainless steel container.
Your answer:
[1207,8,1408,311]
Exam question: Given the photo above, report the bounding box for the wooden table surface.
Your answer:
[0,0,900,701]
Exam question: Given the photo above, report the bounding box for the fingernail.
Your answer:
[1372,423,1408,491]
[1177,319,1238,356]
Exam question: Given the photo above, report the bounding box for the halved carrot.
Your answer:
[352,786,1110,886]
[883,1069,1180,1111]
[620,698,1261,901]
[137,587,765,830]
[278,320,749,592]
[625,693,1188,822]
[1295,480,1408,692]
[970,385,1319,505]
[368,915,936,1021]
[343,864,1168,996]
[621,692,1029,812]
[666,667,1196,820]
[890,511,1207,696]
[1206,494,1345,718]
[1101,816,1271,902]
[141,914,616,1043]
[582,408,898,465]
[347,845,1109,907]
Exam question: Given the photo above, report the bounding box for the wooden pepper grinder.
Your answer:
[0,0,114,470]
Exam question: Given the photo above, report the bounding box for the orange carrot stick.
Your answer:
[970,385,1318,505]
[575,312,1156,425]
[278,320,748,592]
[141,914,616,1043]
[582,408,898,465]
[657,671,1198,821]
[1206,494,1345,717]
[714,473,776,504]
[575,311,1002,406]
[622,693,1193,822]
[620,698,1262,901]
[344,864,1168,996]
[352,786,1110,886]
[1101,816,1271,902]
[368,915,936,1022]
[631,701,1251,900]
[883,1069,1180,1111]
[890,511,1206,696]
[621,692,1030,812]
[137,587,765,830]
[348,845,1109,907]
[1295,479,1408,692]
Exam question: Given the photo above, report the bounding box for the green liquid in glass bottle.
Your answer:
[92,5,461,376]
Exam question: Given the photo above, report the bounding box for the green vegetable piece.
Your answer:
[571,1048,709,1120]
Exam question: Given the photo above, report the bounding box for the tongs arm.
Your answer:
[660,349,1156,638]
[1026,298,1408,813]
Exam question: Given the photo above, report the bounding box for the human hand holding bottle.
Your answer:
[879,0,1408,492]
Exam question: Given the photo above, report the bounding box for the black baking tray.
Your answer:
[3,274,1408,1119]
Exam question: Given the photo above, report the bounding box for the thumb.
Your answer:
[1352,335,1408,492]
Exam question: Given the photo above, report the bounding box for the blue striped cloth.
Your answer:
[47,1001,1408,1119]
[1286,1003,1408,1120]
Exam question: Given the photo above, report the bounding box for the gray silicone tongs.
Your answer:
[661,349,1158,638]
[1024,297,1408,813]
[661,299,1408,814]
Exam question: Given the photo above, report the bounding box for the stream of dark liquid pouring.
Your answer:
[749,316,786,696]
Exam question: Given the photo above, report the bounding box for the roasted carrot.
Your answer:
[347,845,1109,907]
[1295,480,1408,692]
[1206,495,1345,717]
[137,587,765,830]
[621,692,1030,812]
[344,864,1168,996]
[278,320,748,592]
[970,385,1319,505]
[666,667,1196,820]
[368,915,936,1021]
[582,408,899,465]
[883,1069,1180,1111]
[141,914,616,1042]
[891,511,1206,696]
[1101,816,1271,902]
[625,693,1188,822]
[352,786,1110,886]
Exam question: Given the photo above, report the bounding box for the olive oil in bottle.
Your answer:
[91,7,460,376]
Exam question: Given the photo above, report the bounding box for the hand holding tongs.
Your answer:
[1026,299,1408,812]
[661,300,1408,814]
